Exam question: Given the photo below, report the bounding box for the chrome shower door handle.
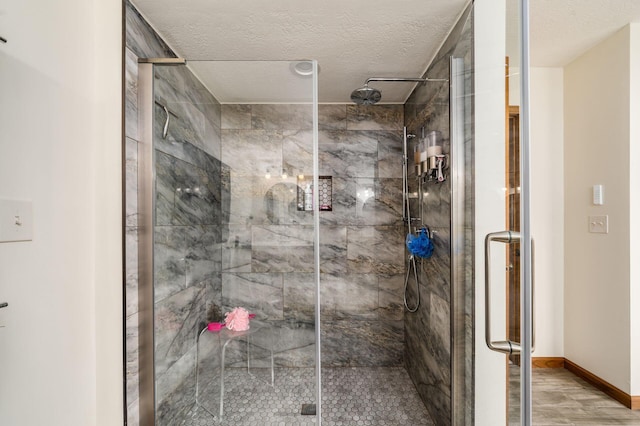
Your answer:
[484,230,521,355]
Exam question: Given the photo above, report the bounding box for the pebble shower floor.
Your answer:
[180,366,435,426]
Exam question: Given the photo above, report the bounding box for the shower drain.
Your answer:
[300,404,316,416]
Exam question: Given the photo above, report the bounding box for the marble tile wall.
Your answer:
[125,2,173,425]
[221,103,405,367]
[127,4,408,425]
[125,2,226,425]
[152,59,226,426]
[403,5,474,425]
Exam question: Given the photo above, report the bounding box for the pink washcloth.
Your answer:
[207,322,225,332]
[225,307,251,331]
[206,311,256,333]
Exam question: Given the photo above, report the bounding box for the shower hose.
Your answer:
[404,254,420,312]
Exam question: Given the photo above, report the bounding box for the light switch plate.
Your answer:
[0,199,33,242]
[593,185,604,205]
[588,215,608,234]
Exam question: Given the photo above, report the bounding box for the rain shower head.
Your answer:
[349,77,448,105]
[350,84,382,105]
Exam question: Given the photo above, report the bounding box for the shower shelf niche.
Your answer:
[297,175,332,211]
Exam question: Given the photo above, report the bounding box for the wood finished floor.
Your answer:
[509,366,640,425]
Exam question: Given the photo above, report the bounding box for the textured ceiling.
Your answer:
[132,0,640,103]
[131,0,468,103]
[529,0,640,67]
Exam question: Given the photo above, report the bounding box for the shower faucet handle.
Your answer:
[0,302,7,309]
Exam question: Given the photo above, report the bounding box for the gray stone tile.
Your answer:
[154,67,221,161]
[356,178,403,226]
[251,225,314,273]
[319,130,378,178]
[125,1,175,58]
[125,48,138,140]
[221,273,284,320]
[321,320,404,367]
[318,177,357,226]
[221,104,252,129]
[318,104,347,130]
[377,130,404,178]
[282,130,313,178]
[125,312,139,407]
[183,225,222,287]
[222,224,252,273]
[429,293,450,350]
[269,319,316,367]
[156,345,198,426]
[125,226,139,317]
[378,274,404,321]
[347,104,403,131]
[320,273,378,320]
[154,150,221,226]
[125,138,138,227]
[283,273,315,321]
[319,225,347,274]
[221,129,283,177]
[126,398,140,426]
[347,225,404,274]
[154,225,186,303]
[252,104,313,130]
[155,284,207,377]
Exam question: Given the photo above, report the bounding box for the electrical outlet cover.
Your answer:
[588,215,608,234]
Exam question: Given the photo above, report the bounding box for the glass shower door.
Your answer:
[472,0,533,425]
[137,59,320,425]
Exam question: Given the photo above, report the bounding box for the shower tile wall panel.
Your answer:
[125,2,167,423]
[221,103,405,367]
[153,66,222,161]
[124,2,226,424]
[152,72,225,425]
[403,6,474,424]
[125,0,176,60]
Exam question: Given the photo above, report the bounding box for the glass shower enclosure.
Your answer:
[136,59,320,425]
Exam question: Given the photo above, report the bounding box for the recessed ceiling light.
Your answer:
[291,61,319,77]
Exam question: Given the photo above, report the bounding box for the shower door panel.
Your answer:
[473,0,533,425]
[137,60,320,425]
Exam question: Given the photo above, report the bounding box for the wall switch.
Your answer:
[0,199,33,242]
[593,185,604,205]
[588,215,608,234]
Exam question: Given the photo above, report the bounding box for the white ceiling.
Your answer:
[132,0,640,104]
[529,0,640,67]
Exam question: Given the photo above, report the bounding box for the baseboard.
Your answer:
[532,357,565,368]
[564,359,640,410]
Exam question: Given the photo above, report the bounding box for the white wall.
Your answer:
[511,67,565,357]
[530,68,566,357]
[0,0,123,425]
[629,24,640,396]
[564,26,631,393]
[474,0,508,424]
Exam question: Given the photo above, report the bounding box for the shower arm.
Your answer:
[364,77,448,85]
